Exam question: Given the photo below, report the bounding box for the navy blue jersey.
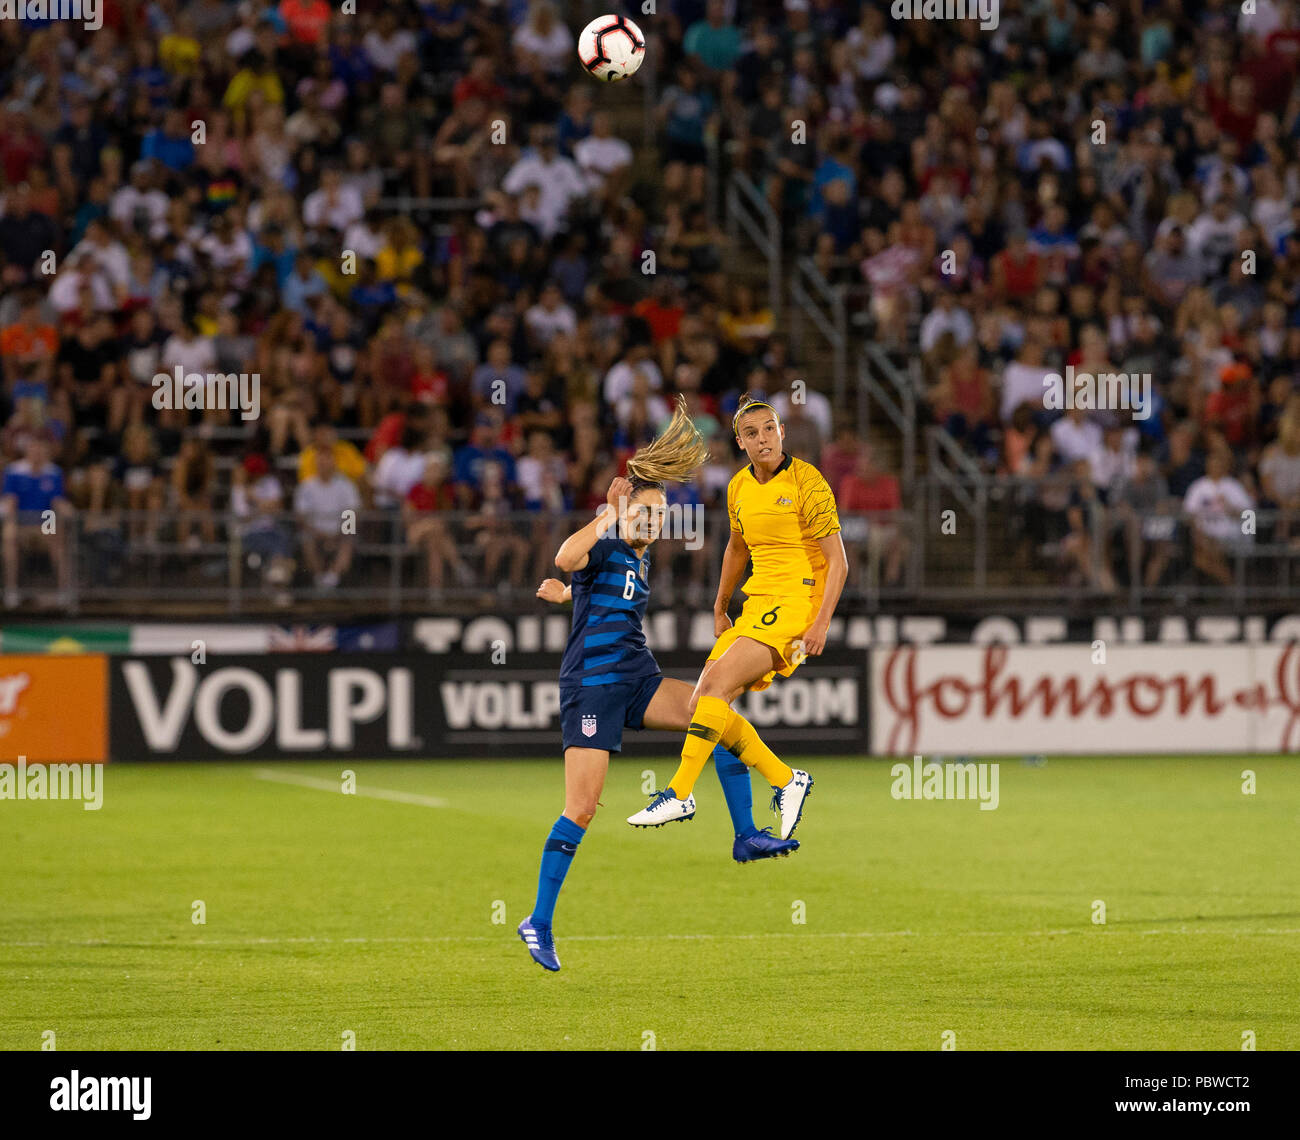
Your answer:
[559,534,659,686]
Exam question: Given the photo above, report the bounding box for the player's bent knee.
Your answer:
[565,806,597,829]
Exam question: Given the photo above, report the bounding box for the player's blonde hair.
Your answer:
[626,395,709,491]
[731,394,780,437]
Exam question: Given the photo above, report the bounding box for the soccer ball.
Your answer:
[578,15,646,82]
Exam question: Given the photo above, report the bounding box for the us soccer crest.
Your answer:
[581,714,597,737]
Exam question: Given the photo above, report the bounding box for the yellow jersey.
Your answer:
[727,454,841,597]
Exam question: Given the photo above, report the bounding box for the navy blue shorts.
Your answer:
[559,673,664,753]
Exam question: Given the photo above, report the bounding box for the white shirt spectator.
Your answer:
[919,303,975,353]
[603,358,663,405]
[1050,415,1104,464]
[513,21,574,73]
[502,151,588,239]
[342,218,384,261]
[1184,475,1253,541]
[232,473,285,533]
[1186,209,1245,262]
[771,389,833,442]
[161,332,217,377]
[197,229,254,275]
[110,184,170,240]
[1252,194,1291,248]
[295,473,361,535]
[71,235,130,289]
[303,184,364,233]
[1238,0,1284,39]
[615,392,671,431]
[517,454,568,505]
[226,22,256,60]
[999,359,1054,422]
[574,134,633,193]
[525,299,577,345]
[372,447,428,508]
[363,27,418,73]
[1089,432,1139,490]
[48,264,115,313]
[846,25,895,80]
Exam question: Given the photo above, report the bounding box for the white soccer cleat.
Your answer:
[627,788,696,828]
[772,769,813,839]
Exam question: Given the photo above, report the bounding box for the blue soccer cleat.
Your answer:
[518,915,560,971]
[733,827,799,863]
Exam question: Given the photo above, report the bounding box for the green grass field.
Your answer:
[2,756,1297,1050]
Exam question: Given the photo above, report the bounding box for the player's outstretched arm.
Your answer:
[536,578,571,603]
[712,529,750,636]
[802,532,849,656]
[554,476,631,572]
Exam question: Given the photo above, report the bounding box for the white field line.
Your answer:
[253,768,446,808]
[3,929,1299,949]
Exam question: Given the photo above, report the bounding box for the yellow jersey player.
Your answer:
[627,396,848,839]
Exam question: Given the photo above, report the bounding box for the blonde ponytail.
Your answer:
[626,395,709,488]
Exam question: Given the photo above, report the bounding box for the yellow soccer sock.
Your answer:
[668,695,731,798]
[720,709,794,789]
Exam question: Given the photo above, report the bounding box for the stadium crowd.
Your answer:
[0,0,1293,603]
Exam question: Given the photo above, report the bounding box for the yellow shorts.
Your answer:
[706,593,820,692]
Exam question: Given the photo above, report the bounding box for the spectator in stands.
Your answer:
[1113,449,1177,589]
[371,423,429,510]
[464,459,529,594]
[294,443,360,589]
[1257,399,1300,543]
[453,414,517,507]
[1,436,70,605]
[172,436,217,547]
[231,453,295,587]
[113,424,166,541]
[502,124,588,241]
[404,451,468,595]
[1051,406,1104,467]
[929,342,995,461]
[1183,446,1255,586]
[574,111,633,205]
[658,59,715,205]
[838,445,907,588]
[999,339,1054,425]
[299,421,367,487]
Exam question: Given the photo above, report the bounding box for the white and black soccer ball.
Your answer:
[577,14,646,82]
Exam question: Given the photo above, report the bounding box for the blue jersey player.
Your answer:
[518,410,800,973]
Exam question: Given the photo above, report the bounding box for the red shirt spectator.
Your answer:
[0,114,46,186]
[992,238,1042,300]
[281,0,331,46]
[406,478,455,512]
[632,295,684,343]
[838,466,901,513]
[1203,365,1260,449]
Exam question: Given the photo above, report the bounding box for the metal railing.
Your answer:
[2,507,933,615]
[924,426,989,590]
[9,492,1300,614]
[723,171,782,320]
[789,255,846,403]
[860,345,917,492]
